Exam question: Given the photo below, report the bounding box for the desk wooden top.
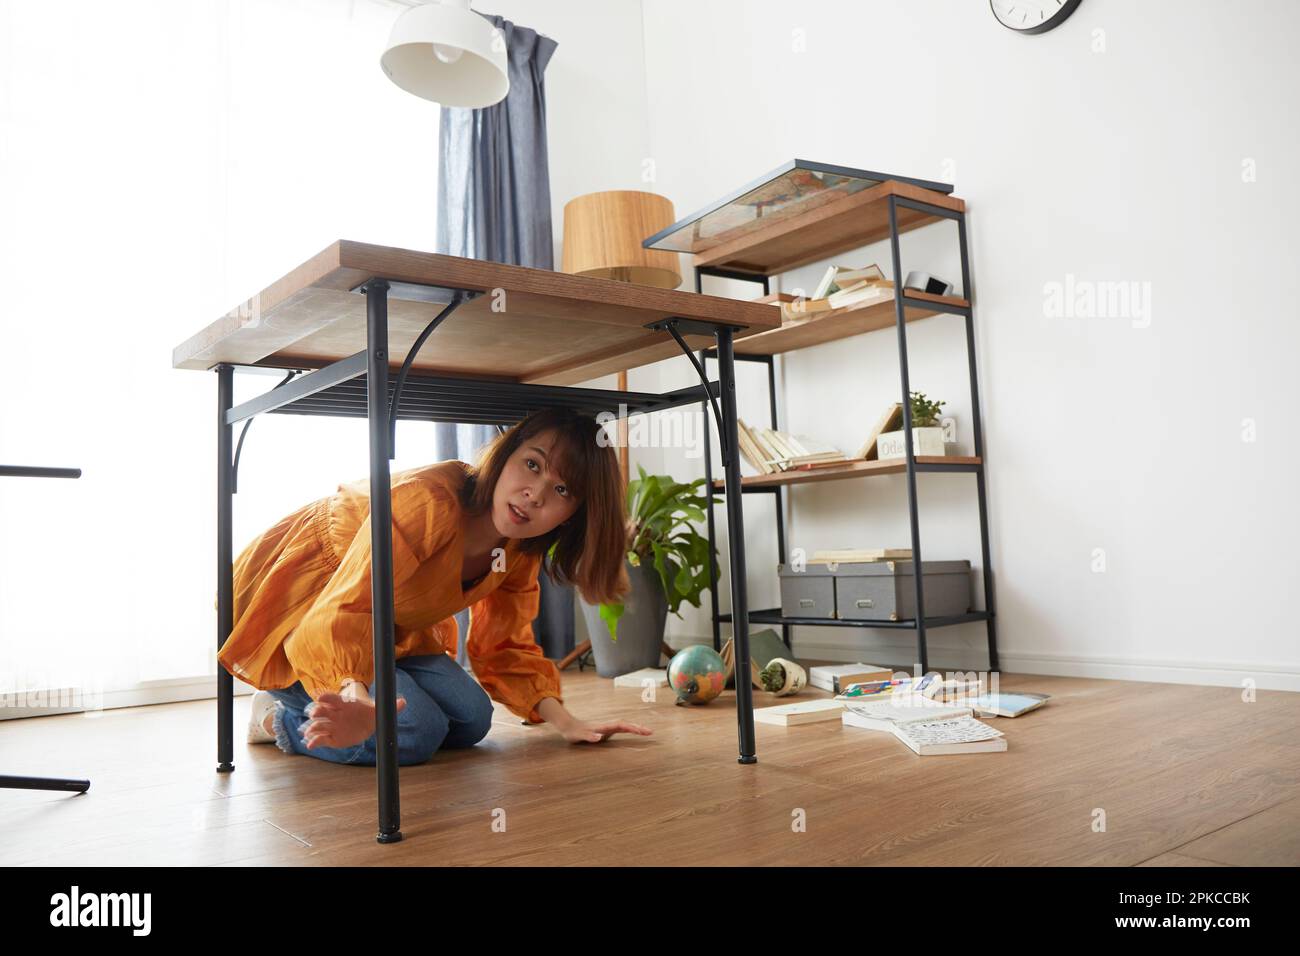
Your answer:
[173,240,781,386]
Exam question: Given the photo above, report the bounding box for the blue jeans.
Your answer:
[267,653,494,766]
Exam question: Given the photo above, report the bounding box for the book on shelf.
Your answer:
[779,296,839,322]
[736,419,851,473]
[750,423,787,470]
[831,264,885,287]
[811,548,913,563]
[735,419,774,475]
[811,264,841,299]
[854,402,904,460]
[761,427,797,463]
[827,278,891,310]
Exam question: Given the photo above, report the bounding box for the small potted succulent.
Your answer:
[580,465,721,678]
[878,392,947,459]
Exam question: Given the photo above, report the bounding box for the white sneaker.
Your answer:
[247,690,279,744]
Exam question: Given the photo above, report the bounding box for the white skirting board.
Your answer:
[666,634,1300,693]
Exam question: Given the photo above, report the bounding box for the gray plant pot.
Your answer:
[580,558,668,678]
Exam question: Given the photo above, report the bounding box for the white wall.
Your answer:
[631,0,1300,689]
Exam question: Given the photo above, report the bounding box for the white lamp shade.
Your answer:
[380,1,509,107]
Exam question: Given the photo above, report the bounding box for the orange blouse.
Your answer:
[216,459,563,724]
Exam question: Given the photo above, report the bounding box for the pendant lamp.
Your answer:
[380,0,509,107]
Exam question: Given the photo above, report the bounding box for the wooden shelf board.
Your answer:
[712,456,981,490]
[693,180,965,276]
[732,289,970,356]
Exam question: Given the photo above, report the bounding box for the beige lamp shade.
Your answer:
[561,190,682,290]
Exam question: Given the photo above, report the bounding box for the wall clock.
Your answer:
[990,0,1083,35]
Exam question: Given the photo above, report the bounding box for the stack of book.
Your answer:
[810,548,913,564]
[840,694,1008,756]
[736,418,851,475]
[763,263,892,321]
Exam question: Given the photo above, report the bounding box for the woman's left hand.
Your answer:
[559,717,653,744]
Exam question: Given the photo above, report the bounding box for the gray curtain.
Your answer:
[434,14,574,664]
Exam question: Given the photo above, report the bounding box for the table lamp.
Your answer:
[561,190,682,290]
[561,189,683,489]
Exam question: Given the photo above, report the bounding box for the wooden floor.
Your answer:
[2,668,1298,866]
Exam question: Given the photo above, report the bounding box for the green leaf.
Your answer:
[598,601,624,641]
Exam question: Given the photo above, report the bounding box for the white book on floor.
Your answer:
[891,714,1007,755]
[753,698,845,726]
[842,696,973,733]
[613,667,668,688]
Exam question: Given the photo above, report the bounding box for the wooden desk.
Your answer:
[174,240,781,844]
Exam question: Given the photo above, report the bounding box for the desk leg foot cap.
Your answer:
[216,762,235,774]
[738,755,757,765]
[376,830,404,844]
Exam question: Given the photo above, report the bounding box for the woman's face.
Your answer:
[491,429,581,539]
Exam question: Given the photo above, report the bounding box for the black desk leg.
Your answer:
[714,328,757,765]
[216,363,235,773]
[365,280,403,844]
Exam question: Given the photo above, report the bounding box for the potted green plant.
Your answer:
[580,465,721,678]
[878,391,948,459]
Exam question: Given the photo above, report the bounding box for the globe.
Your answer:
[667,645,727,705]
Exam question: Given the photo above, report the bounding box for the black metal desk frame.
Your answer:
[214,278,758,844]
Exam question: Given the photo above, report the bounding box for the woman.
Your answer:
[218,406,651,766]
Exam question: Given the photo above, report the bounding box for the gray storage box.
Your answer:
[833,560,972,622]
[777,562,836,619]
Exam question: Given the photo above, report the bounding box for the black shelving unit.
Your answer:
[646,159,998,675]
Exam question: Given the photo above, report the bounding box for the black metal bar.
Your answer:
[364,280,402,845]
[216,363,235,774]
[265,383,721,429]
[706,482,781,495]
[718,609,991,630]
[914,460,984,473]
[0,775,90,793]
[0,465,81,479]
[899,294,971,317]
[227,352,368,424]
[695,268,724,655]
[697,348,722,652]
[958,212,999,671]
[764,354,791,650]
[713,326,757,765]
[657,321,729,469]
[697,348,769,364]
[887,195,930,674]
[232,369,298,494]
[891,194,965,222]
[696,265,774,285]
[388,290,477,458]
[275,377,720,417]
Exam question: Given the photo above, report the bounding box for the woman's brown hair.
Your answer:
[458,407,631,606]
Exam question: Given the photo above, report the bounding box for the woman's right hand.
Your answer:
[301,692,407,750]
